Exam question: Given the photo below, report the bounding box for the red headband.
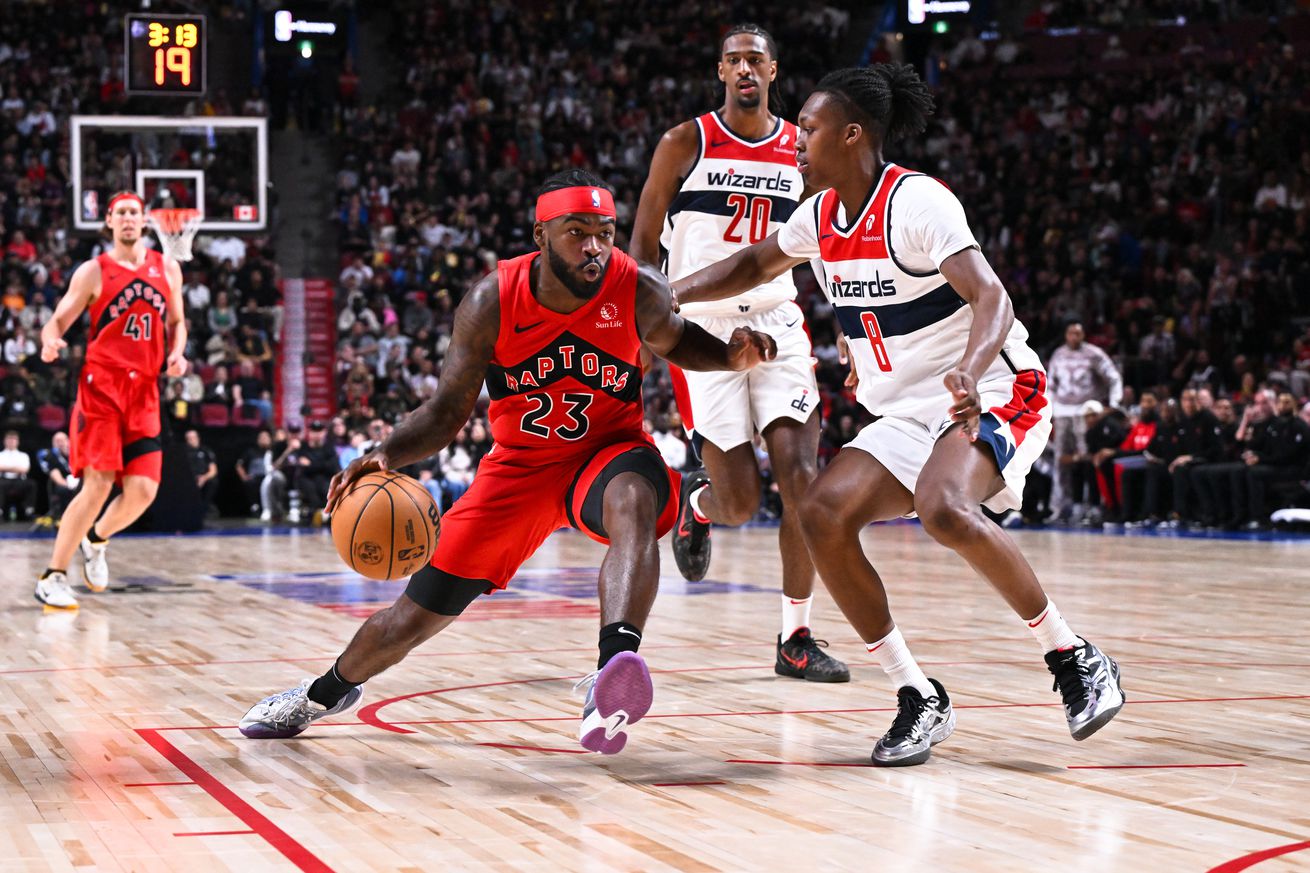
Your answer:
[107,191,144,213]
[535,186,616,222]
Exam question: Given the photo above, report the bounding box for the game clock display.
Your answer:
[124,13,206,96]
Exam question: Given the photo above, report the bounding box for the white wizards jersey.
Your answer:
[661,111,804,318]
[777,163,1043,419]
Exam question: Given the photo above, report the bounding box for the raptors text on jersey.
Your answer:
[485,250,650,461]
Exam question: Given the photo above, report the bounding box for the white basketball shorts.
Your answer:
[669,301,818,451]
[846,367,1052,512]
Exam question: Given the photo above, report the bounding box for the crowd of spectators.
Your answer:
[316,2,1310,528]
[5,0,1310,529]
[0,1,282,523]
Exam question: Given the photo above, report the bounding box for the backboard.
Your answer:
[70,115,268,232]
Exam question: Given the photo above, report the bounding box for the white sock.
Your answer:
[1025,599,1080,653]
[781,594,813,639]
[688,484,711,523]
[866,626,934,697]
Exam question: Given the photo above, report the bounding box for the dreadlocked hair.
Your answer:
[815,64,934,144]
[721,22,786,116]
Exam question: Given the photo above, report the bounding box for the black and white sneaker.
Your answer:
[872,678,955,767]
[672,469,711,582]
[1045,638,1125,741]
[775,628,850,683]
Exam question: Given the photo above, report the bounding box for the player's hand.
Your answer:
[165,350,187,377]
[40,335,66,363]
[326,451,389,516]
[726,326,777,371]
[944,368,981,441]
[837,334,858,389]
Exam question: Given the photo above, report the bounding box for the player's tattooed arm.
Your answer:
[635,263,776,373]
[327,274,500,512]
[40,259,100,363]
[670,233,804,308]
[630,121,698,266]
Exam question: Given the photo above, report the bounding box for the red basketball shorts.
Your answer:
[431,440,680,589]
[70,363,163,482]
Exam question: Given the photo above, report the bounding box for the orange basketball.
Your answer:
[330,471,441,580]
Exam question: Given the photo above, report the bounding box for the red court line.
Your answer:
[123,781,196,787]
[8,635,1303,677]
[1068,763,1246,770]
[136,728,332,873]
[354,690,1310,735]
[175,830,257,837]
[144,691,1310,734]
[1207,839,1310,872]
[479,742,588,755]
[726,759,876,768]
[653,781,726,787]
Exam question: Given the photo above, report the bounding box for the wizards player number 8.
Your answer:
[520,392,593,441]
[723,194,772,244]
[123,313,153,342]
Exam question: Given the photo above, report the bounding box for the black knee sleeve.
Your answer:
[404,564,493,616]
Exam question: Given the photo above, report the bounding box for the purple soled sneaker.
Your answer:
[575,652,654,754]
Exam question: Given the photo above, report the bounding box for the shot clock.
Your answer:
[124,13,207,96]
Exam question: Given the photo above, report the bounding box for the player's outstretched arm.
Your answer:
[939,247,1015,438]
[634,264,776,373]
[671,232,804,308]
[629,122,698,266]
[327,274,500,513]
[40,259,100,363]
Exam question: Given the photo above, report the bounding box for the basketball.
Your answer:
[329,472,440,581]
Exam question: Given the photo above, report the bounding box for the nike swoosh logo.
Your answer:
[1028,612,1049,628]
[514,321,544,333]
[820,233,834,240]
[618,628,640,638]
[709,138,730,149]
[780,650,809,670]
[785,319,799,328]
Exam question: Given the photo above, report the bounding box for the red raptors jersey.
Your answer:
[87,249,171,373]
[486,250,648,461]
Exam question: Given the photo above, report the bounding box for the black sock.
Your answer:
[307,660,359,708]
[598,621,642,669]
[87,526,106,545]
[42,567,65,579]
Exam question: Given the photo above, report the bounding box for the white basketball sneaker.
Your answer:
[240,679,365,739]
[35,571,79,609]
[79,536,109,592]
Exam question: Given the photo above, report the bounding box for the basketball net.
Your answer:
[146,208,203,262]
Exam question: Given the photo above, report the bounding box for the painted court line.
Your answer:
[1207,839,1310,872]
[1068,763,1246,770]
[174,830,257,837]
[136,728,332,873]
[124,780,196,787]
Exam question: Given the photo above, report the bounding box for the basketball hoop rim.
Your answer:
[147,207,204,231]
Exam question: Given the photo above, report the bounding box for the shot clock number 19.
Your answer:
[124,14,207,96]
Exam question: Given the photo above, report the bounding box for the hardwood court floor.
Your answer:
[2,523,1309,872]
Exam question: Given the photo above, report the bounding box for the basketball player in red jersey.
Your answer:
[631,24,848,682]
[240,170,777,754]
[34,191,186,609]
